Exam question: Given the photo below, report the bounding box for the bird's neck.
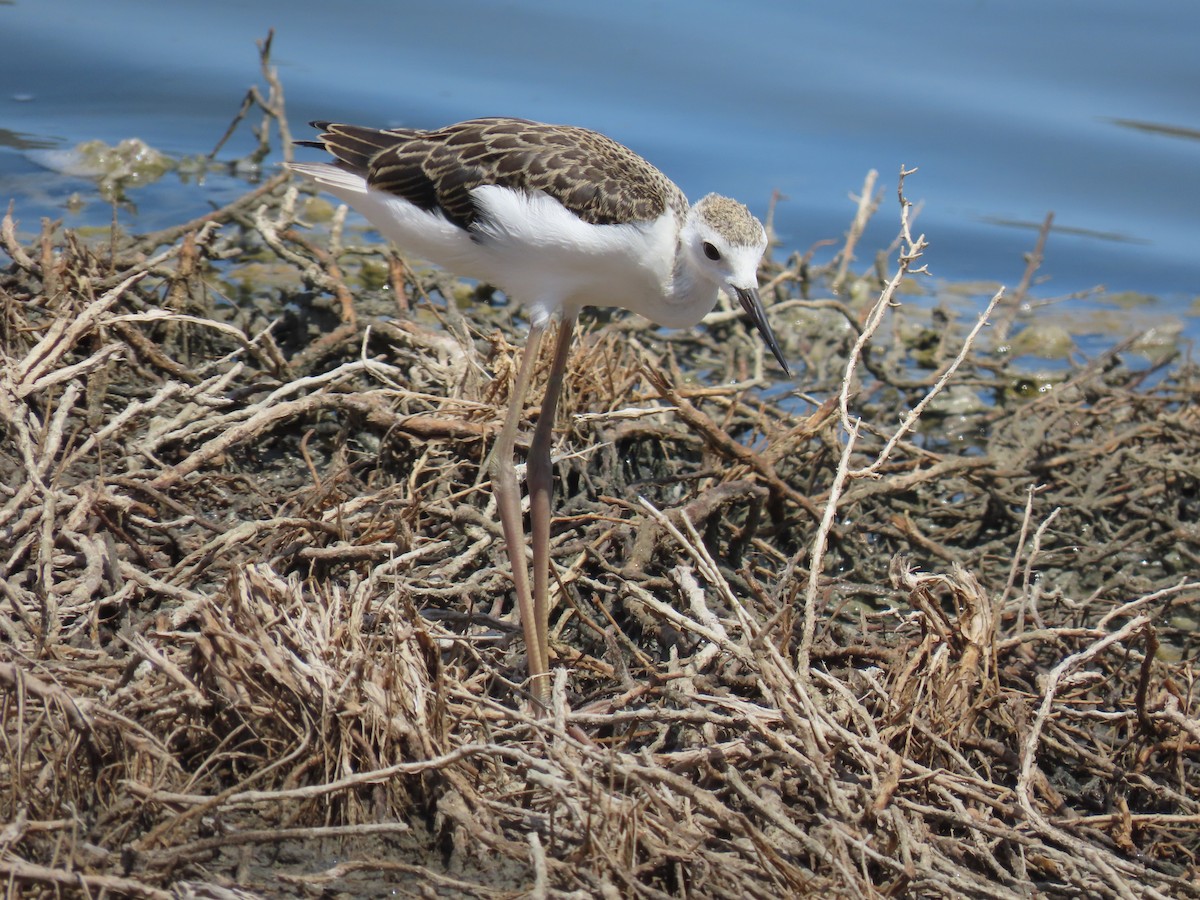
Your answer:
[665,212,719,310]
[649,250,719,329]
[669,250,714,305]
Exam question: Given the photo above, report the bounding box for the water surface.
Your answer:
[2,0,1197,345]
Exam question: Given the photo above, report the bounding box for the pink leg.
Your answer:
[491,319,551,708]
[526,311,578,703]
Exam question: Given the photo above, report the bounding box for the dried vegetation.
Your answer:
[2,38,1199,900]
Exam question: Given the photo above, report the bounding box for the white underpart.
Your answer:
[288,162,725,330]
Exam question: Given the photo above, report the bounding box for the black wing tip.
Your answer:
[296,122,334,152]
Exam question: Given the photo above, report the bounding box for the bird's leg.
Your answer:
[526,310,578,704]
[492,318,550,709]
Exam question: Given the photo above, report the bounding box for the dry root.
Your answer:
[1,135,1198,900]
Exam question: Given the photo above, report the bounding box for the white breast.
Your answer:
[290,163,719,329]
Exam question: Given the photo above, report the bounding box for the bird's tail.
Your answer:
[295,121,414,175]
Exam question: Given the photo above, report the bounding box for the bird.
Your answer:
[288,116,789,711]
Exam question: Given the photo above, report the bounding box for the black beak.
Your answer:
[734,286,790,375]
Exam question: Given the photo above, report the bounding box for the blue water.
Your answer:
[2,0,1198,340]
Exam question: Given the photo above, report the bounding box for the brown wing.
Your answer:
[301,118,686,232]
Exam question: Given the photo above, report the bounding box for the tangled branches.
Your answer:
[1,119,1198,898]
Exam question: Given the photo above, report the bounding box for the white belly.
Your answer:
[288,163,716,328]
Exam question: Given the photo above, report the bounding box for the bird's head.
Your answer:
[682,194,788,374]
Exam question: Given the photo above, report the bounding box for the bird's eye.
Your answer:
[702,241,721,261]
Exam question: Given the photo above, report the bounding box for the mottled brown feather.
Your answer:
[303,118,688,232]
